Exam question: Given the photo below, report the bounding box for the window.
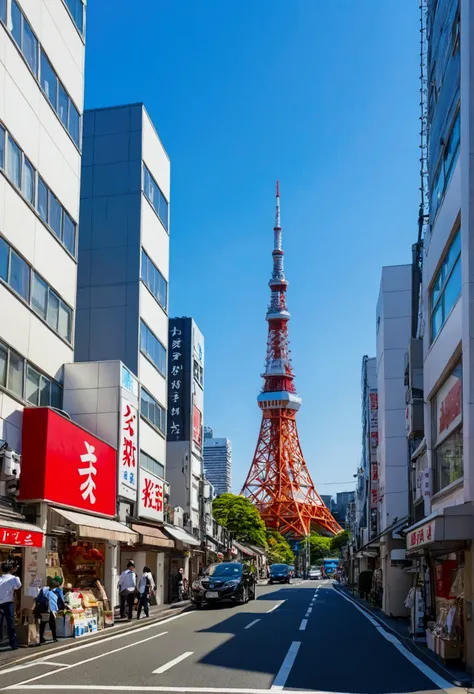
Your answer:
[40,50,57,110]
[11,1,21,48]
[7,136,21,188]
[140,388,166,435]
[0,343,6,387]
[49,192,62,239]
[143,165,169,232]
[31,273,48,320]
[0,125,4,169]
[58,83,69,129]
[0,339,62,406]
[47,291,59,332]
[9,249,29,300]
[22,157,35,205]
[64,0,84,35]
[8,349,23,397]
[26,365,40,405]
[0,237,7,281]
[63,212,75,255]
[0,0,6,23]
[431,230,461,340]
[38,177,48,223]
[22,16,38,76]
[140,320,166,376]
[69,102,80,149]
[58,302,71,342]
[140,450,165,480]
[141,249,167,310]
[431,109,460,219]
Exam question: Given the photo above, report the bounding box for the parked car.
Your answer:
[308,566,322,580]
[269,564,291,584]
[191,562,256,608]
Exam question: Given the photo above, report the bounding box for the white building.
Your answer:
[203,431,232,496]
[0,1,84,482]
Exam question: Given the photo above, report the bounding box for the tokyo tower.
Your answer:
[241,183,342,538]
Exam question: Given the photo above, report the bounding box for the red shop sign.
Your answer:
[0,527,43,548]
[20,408,117,517]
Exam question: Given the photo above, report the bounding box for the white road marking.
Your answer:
[244,619,261,629]
[3,632,168,689]
[153,651,194,674]
[266,600,284,613]
[271,640,301,690]
[299,619,308,631]
[1,687,371,693]
[334,587,463,692]
[305,608,312,617]
[0,659,69,675]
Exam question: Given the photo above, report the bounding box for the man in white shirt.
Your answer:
[0,562,21,649]
[118,560,136,620]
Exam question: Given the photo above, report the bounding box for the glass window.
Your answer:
[7,136,21,188]
[0,237,8,281]
[7,350,23,398]
[58,83,69,129]
[40,50,57,110]
[51,380,62,409]
[26,365,41,405]
[140,320,166,376]
[0,0,6,23]
[63,212,75,255]
[431,230,462,341]
[69,102,80,148]
[11,1,21,48]
[47,291,59,331]
[0,125,5,169]
[38,177,48,223]
[22,17,38,76]
[58,302,71,342]
[435,428,463,491]
[49,192,62,238]
[9,250,29,300]
[445,111,460,183]
[140,249,167,310]
[39,375,50,406]
[31,273,48,320]
[65,0,84,34]
[140,388,165,435]
[140,450,165,480]
[143,165,169,232]
[0,342,6,387]
[23,157,35,205]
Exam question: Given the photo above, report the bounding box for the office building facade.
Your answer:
[203,434,232,496]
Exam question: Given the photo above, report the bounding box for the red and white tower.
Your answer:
[241,183,342,538]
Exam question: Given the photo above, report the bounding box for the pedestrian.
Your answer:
[177,567,184,601]
[137,566,155,620]
[0,561,21,650]
[118,560,136,620]
[35,578,65,644]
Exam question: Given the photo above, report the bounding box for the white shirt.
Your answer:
[119,569,136,592]
[0,573,21,603]
[139,572,155,595]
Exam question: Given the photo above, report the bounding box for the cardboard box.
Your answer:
[438,638,462,660]
[16,623,39,646]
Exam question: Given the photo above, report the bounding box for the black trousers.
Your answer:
[120,592,135,619]
[39,611,56,641]
[137,593,150,619]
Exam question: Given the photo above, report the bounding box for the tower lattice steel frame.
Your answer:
[241,184,342,538]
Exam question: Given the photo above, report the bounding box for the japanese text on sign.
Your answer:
[0,528,43,548]
[168,324,185,441]
[407,521,434,550]
[138,469,164,522]
[118,400,138,501]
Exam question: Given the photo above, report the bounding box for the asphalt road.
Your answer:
[0,581,465,694]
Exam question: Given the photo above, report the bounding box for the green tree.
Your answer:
[213,493,267,547]
[307,534,333,565]
[330,530,350,554]
[266,530,294,565]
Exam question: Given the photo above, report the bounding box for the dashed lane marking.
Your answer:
[266,601,285,613]
[244,619,261,630]
[299,619,308,631]
[153,652,194,675]
[270,640,301,691]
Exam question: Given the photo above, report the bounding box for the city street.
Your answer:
[0,581,464,694]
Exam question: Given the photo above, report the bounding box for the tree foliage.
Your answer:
[212,493,267,547]
[266,530,294,565]
[330,530,350,553]
[307,534,333,564]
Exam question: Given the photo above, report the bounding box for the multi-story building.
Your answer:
[0,0,85,542]
[75,103,170,522]
[320,494,334,511]
[203,432,232,496]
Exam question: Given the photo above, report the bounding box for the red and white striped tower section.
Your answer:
[241,183,342,538]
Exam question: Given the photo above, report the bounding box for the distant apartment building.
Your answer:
[320,494,333,510]
[203,433,232,496]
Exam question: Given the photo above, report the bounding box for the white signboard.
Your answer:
[138,467,164,523]
[118,399,138,501]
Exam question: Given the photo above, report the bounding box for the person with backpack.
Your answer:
[118,560,136,620]
[137,566,155,620]
[35,578,65,644]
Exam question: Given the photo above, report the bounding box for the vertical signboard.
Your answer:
[138,468,164,522]
[167,318,192,442]
[369,389,379,515]
[118,399,138,501]
[193,405,202,448]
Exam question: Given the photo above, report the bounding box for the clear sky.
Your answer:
[84,1,420,497]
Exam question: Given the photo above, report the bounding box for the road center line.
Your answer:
[153,652,194,674]
[244,619,261,630]
[271,641,301,690]
[305,608,312,617]
[266,600,285,613]
[299,619,308,631]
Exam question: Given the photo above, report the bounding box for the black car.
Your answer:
[191,562,256,608]
[269,563,291,584]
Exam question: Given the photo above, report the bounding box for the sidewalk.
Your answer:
[0,600,192,670]
[334,584,471,688]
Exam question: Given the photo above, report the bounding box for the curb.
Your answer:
[332,584,471,689]
[0,602,193,672]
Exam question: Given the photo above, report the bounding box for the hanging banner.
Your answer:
[118,399,138,501]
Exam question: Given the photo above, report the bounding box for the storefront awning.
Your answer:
[51,508,138,544]
[232,540,256,557]
[131,523,174,549]
[406,503,474,554]
[0,516,44,548]
[163,524,200,547]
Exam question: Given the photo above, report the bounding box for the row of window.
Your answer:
[143,165,169,232]
[140,450,165,482]
[0,124,77,256]
[430,229,461,341]
[431,109,460,220]
[64,0,84,36]
[140,387,166,436]
[0,1,80,148]
[141,249,167,311]
[0,338,62,408]
[0,236,72,343]
[140,320,166,377]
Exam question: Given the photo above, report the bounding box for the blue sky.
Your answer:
[85,1,420,496]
